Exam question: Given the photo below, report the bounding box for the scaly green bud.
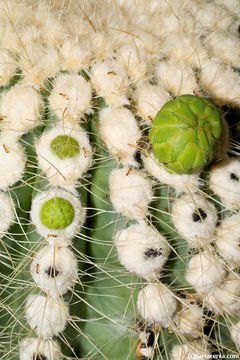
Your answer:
[149,95,222,174]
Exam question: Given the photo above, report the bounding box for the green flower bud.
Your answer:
[40,197,75,229]
[51,135,80,160]
[149,95,222,174]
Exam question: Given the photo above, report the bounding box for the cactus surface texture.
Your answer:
[0,1,240,360]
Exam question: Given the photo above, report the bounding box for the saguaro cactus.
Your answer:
[0,1,240,359]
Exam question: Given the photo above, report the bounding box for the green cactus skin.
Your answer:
[40,197,75,229]
[149,95,222,174]
[51,135,80,159]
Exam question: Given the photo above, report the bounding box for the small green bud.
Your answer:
[51,135,80,160]
[40,197,75,229]
[149,95,222,174]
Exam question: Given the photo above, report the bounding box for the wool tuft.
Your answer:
[137,283,177,327]
[185,250,226,293]
[115,223,170,280]
[99,107,141,166]
[109,168,153,220]
[172,194,217,248]
[25,294,69,339]
[30,244,78,298]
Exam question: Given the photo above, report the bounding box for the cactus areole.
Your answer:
[149,95,222,174]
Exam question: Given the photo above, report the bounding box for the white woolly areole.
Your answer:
[25,294,69,339]
[0,48,17,86]
[89,31,115,62]
[155,59,197,96]
[59,38,91,71]
[0,25,21,53]
[157,8,194,36]
[109,168,153,220]
[185,250,226,294]
[31,188,86,240]
[203,272,240,315]
[99,107,141,166]
[19,338,62,360]
[205,32,240,67]
[214,0,240,15]
[0,1,33,27]
[171,194,217,248]
[170,341,211,360]
[114,0,182,18]
[135,82,171,125]
[0,192,15,238]
[209,158,240,209]
[30,244,78,298]
[91,59,129,106]
[142,152,201,194]
[118,45,147,81]
[38,11,64,47]
[162,34,208,67]
[174,301,204,339]
[0,134,26,189]
[36,124,92,187]
[193,4,233,32]
[15,24,39,48]
[231,322,240,349]
[0,84,42,134]
[115,223,170,280]
[19,43,60,87]
[215,214,240,265]
[200,60,240,106]
[49,73,92,120]
[137,283,177,327]
[134,29,162,55]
